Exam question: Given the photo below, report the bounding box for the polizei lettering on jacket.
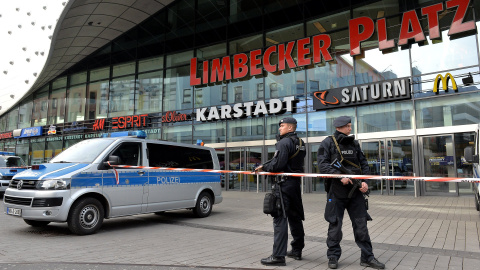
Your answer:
[313,78,411,110]
[196,96,295,122]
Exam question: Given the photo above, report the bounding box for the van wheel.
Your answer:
[24,219,50,227]
[193,192,212,218]
[68,197,104,235]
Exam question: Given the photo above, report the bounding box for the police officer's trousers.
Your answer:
[272,186,305,257]
[325,191,374,261]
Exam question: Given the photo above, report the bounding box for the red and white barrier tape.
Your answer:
[110,165,480,183]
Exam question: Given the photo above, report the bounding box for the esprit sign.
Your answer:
[313,78,411,110]
[190,0,475,86]
[196,96,295,122]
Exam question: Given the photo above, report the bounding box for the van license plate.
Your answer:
[7,207,22,216]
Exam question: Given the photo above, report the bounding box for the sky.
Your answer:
[0,1,66,117]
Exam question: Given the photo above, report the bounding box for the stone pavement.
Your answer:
[1,191,479,270]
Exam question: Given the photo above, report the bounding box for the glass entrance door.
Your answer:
[227,147,262,191]
[361,138,414,195]
[420,133,475,195]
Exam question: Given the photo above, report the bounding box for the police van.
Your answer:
[0,152,28,196]
[3,131,223,235]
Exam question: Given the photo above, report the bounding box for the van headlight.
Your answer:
[36,179,70,190]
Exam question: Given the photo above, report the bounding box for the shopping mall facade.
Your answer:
[1,0,479,196]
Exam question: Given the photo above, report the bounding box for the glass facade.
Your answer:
[1,0,479,195]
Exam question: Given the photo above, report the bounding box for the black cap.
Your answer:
[333,116,351,127]
[279,117,297,126]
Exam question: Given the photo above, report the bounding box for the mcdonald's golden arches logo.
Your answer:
[433,73,457,93]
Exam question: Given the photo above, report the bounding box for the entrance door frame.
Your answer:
[416,124,477,196]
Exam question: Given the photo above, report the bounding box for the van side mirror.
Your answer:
[464,146,479,163]
[103,155,122,167]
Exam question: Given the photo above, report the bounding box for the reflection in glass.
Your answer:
[18,99,33,129]
[307,108,355,137]
[266,66,305,99]
[48,88,66,125]
[31,140,46,165]
[66,85,86,122]
[358,101,412,132]
[423,135,456,193]
[229,34,262,54]
[411,30,478,76]
[45,139,63,162]
[265,114,306,140]
[32,88,48,127]
[109,76,135,118]
[86,80,109,120]
[228,76,264,104]
[416,92,480,129]
[455,132,475,194]
[355,48,410,84]
[228,117,264,142]
[15,142,29,165]
[164,66,192,111]
[193,122,226,144]
[6,108,19,131]
[136,71,163,114]
[162,125,192,144]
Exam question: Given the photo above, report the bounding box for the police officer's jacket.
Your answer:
[263,132,306,220]
[317,130,370,198]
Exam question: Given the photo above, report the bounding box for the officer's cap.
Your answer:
[279,117,297,126]
[333,116,351,127]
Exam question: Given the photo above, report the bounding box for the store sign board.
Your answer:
[162,111,191,123]
[190,0,476,86]
[312,78,411,110]
[433,73,458,93]
[0,131,13,140]
[15,127,43,138]
[196,96,295,122]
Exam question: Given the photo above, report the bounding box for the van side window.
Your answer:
[109,142,142,166]
[147,143,213,169]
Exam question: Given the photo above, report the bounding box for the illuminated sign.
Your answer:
[162,111,191,123]
[0,132,13,140]
[112,114,148,129]
[63,121,87,133]
[313,78,411,110]
[47,126,57,135]
[93,119,106,131]
[433,73,458,93]
[190,0,476,86]
[15,127,43,138]
[196,96,295,122]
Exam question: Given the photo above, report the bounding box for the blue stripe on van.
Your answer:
[14,163,89,180]
[71,170,220,188]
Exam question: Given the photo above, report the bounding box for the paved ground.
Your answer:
[1,191,479,270]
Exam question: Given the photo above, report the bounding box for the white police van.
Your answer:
[3,131,223,235]
[0,152,28,196]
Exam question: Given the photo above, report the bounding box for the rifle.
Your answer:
[331,158,370,199]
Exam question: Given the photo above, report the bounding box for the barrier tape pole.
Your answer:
[109,165,480,183]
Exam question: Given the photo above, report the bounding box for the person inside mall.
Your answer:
[255,117,306,266]
[317,116,385,269]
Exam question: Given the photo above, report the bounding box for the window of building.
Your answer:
[234,86,242,102]
[164,66,192,111]
[66,84,86,122]
[32,87,49,127]
[221,85,227,101]
[257,83,264,99]
[139,56,164,73]
[162,125,192,144]
[307,108,356,137]
[358,101,413,133]
[108,76,135,118]
[70,72,87,85]
[193,122,226,144]
[136,71,163,114]
[18,97,33,129]
[112,61,136,77]
[47,88,66,125]
[86,80,109,120]
[90,67,110,82]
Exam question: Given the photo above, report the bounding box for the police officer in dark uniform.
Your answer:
[255,117,306,266]
[317,116,385,269]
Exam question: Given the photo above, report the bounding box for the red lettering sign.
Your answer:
[162,111,190,123]
[93,119,105,131]
[112,114,148,129]
[0,132,13,139]
[190,0,477,85]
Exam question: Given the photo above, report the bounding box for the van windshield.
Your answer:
[0,157,25,167]
[50,139,114,163]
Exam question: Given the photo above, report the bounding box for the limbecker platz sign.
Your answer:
[312,78,411,110]
[190,0,475,86]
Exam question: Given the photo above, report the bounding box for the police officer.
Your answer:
[317,116,385,269]
[255,117,306,266]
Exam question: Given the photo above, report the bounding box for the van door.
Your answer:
[103,141,147,216]
[146,142,216,212]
